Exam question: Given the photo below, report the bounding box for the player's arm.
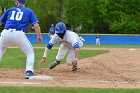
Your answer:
[73,43,80,60]
[39,35,57,64]
[44,43,53,57]
[69,35,81,61]
[43,35,58,58]
[33,23,42,43]
[29,9,42,43]
[0,9,9,26]
[39,43,54,64]
[71,42,81,66]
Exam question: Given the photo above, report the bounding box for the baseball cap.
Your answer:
[51,24,54,27]
[16,0,26,3]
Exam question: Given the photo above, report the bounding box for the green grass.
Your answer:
[0,48,108,68]
[0,87,140,93]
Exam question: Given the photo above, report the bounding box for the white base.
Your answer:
[29,75,54,80]
[129,48,136,51]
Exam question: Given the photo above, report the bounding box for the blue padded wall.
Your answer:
[26,34,140,45]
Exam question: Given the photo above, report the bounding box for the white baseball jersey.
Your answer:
[49,30,83,48]
[48,30,83,64]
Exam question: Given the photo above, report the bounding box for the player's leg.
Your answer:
[0,30,8,61]
[66,49,74,65]
[66,49,77,71]
[0,41,7,61]
[15,32,34,78]
[49,44,69,69]
[96,39,98,45]
[98,40,100,45]
[79,41,84,48]
[96,39,99,46]
[0,45,7,61]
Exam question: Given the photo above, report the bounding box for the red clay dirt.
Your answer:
[0,48,140,88]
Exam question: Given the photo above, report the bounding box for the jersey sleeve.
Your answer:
[29,10,39,25]
[0,10,9,24]
[47,34,60,49]
[68,35,80,49]
[49,34,59,45]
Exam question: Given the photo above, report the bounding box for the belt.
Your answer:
[4,28,23,31]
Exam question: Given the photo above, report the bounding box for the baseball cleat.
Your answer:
[49,61,60,69]
[72,65,77,71]
[25,70,34,79]
[72,62,77,71]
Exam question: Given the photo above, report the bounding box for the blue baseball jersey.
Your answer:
[49,28,55,35]
[96,35,100,39]
[0,6,39,31]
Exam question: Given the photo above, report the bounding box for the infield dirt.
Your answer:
[0,48,140,88]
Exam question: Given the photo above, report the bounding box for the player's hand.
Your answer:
[39,57,46,64]
[37,35,42,43]
[72,58,78,65]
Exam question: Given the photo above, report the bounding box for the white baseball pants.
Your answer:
[0,29,34,72]
[56,44,75,65]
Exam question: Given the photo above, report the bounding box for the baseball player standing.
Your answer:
[0,0,42,79]
[96,34,101,46]
[48,24,55,39]
[39,22,83,71]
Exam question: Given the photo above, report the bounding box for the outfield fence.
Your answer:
[26,34,140,45]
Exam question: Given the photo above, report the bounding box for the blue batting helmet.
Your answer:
[17,0,26,3]
[55,22,66,33]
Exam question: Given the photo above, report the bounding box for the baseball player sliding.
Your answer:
[39,22,83,71]
[0,0,42,79]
